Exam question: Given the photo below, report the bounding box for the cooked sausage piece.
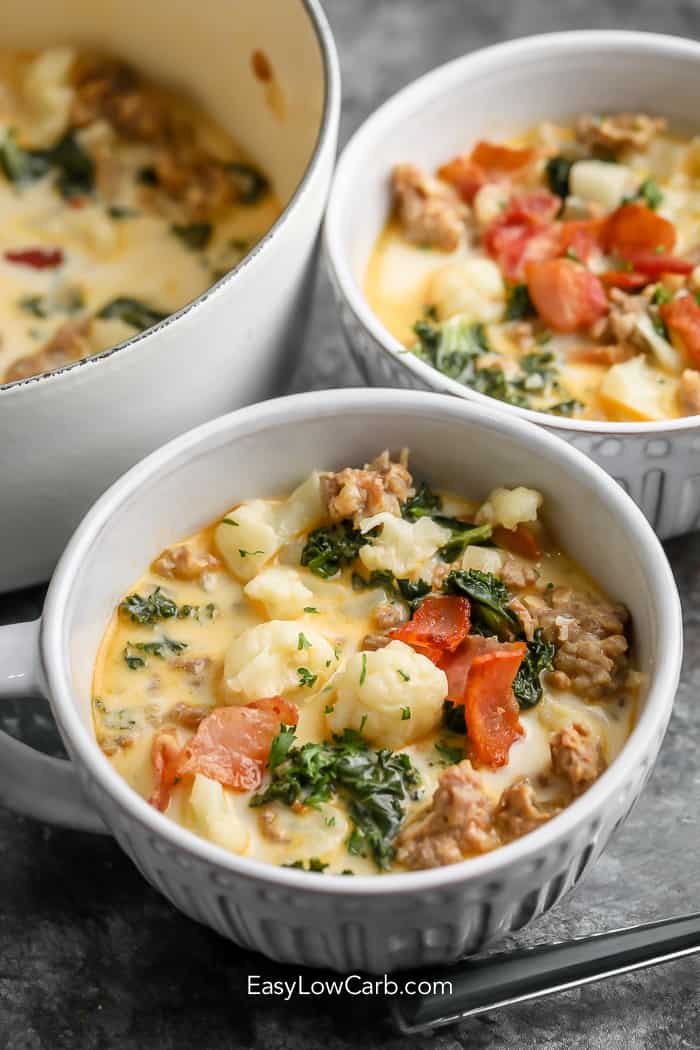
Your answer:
[396,760,499,869]
[575,112,666,152]
[4,318,93,383]
[391,163,468,252]
[152,544,219,581]
[550,722,605,796]
[320,449,414,527]
[496,777,553,840]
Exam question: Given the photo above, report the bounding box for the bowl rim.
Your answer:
[0,0,341,397]
[41,387,683,896]
[324,28,700,435]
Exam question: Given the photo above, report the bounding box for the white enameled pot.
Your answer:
[0,389,682,973]
[325,31,700,540]
[0,0,340,592]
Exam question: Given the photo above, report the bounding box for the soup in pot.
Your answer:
[0,47,280,384]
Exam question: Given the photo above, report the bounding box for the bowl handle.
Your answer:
[0,619,107,833]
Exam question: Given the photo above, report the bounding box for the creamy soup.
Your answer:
[94,452,639,874]
[0,48,280,384]
[366,113,700,421]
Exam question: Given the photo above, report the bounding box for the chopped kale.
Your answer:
[226,162,269,204]
[444,569,519,637]
[434,739,464,765]
[396,577,432,609]
[402,482,443,521]
[301,521,365,578]
[49,132,94,199]
[512,629,555,709]
[505,283,536,321]
[97,297,167,331]
[545,155,574,199]
[252,727,421,869]
[547,399,583,417]
[0,129,51,184]
[171,222,213,250]
[437,521,493,563]
[442,699,467,734]
[19,287,84,318]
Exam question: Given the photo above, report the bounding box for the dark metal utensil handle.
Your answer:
[391,912,700,1034]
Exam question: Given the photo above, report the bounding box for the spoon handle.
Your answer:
[391,912,700,1034]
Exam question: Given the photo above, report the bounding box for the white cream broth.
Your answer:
[0,48,280,383]
[94,462,637,875]
[366,119,700,422]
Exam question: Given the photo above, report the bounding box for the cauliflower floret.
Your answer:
[569,160,635,212]
[358,513,451,579]
[223,621,337,704]
[23,47,76,148]
[476,487,543,531]
[189,774,250,854]
[428,258,506,323]
[215,501,282,582]
[473,182,508,228]
[215,474,324,584]
[461,545,505,574]
[244,566,314,619]
[326,640,447,749]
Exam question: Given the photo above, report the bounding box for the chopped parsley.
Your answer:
[359,653,368,686]
[122,636,187,670]
[397,670,411,683]
[297,632,311,650]
[400,706,411,720]
[282,857,328,873]
[221,517,239,527]
[268,724,297,770]
[304,606,320,614]
[119,587,178,624]
[297,667,318,688]
[238,548,264,558]
[636,177,663,211]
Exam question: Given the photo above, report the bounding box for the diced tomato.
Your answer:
[603,203,676,257]
[149,729,183,812]
[437,155,487,204]
[470,141,536,175]
[500,190,560,227]
[525,258,608,332]
[599,271,649,291]
[391,596,471,654]
[4,247,64,269]
[660,295,700,368]
[462,642,527,768]
[622,252,693,278]
[493,524,542,560]
[439,636,499,701]
[559,219,605,263]
[484,222,561,281]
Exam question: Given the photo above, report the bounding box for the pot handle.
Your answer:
[0,619,107,833]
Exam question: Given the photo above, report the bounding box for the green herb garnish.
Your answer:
[97,297,166,331]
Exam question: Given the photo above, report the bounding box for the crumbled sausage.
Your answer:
[320,449,414,527]
[257,807,291,843]
[508,597,536,641]
[496,778,553,840]
[373,602,407,631]
[575,112,666,152]
[153,144,236,220]
[500,556,538,590]
[4,318,93,383]
[71,56,167,141]
[679,369,700,415]
[568,343,636,366]
[392,163,468,251]
[523,586,629,699]
[360,633,392,651]
[169,702,213,728]
[591,288,647,347]
[550,723,605,795]
[152,544,219,581]
[396,760,499,869]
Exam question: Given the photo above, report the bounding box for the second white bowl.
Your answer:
[325,30,700,539]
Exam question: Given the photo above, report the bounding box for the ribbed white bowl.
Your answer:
[325,30,700,539]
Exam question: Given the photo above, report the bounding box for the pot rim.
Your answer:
[41,387,683,897]
[0,0,341,397]
[324,29,700,435]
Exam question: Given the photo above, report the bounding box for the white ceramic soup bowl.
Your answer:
[325,30,700,541]
[0,388,682,973]
[0,0,340,593]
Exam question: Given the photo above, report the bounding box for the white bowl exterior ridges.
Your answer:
[25,388,680,973]
[324,30,700,540]
[0,0,341,592]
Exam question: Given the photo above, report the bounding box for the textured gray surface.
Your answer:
[2,2,700,1047]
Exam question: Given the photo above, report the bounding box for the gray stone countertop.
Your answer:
[2,2,700,1046]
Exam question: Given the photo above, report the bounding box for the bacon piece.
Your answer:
[559,219,605,263]
[438,635,500,702]
[623,252,693,278]
[462,643,527,768]
[599,271,648,291]
[390,596,471,654]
